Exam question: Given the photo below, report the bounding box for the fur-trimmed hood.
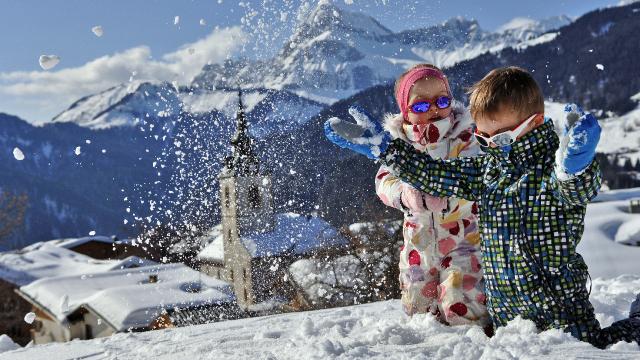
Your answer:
[383,100,474,144]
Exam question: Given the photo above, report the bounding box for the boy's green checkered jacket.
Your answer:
[381,120,640,348]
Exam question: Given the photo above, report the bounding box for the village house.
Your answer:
[16,263,238,344]
[197,91,349,310]
[30,235,160,261]
[0,242,153,345]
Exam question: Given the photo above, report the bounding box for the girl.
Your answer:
[375,64,489,327]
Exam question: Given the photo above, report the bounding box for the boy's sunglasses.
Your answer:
[473,113,540,148]
[408,96,451,114]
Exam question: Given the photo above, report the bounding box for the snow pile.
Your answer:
[615,220,640,245]
[579,187,640,277]
[0,335,19,354]
[3,275,639,359]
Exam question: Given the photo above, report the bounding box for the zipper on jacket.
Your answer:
[441,138,452,221]
[441,198,449,221]
[430,212,438,242]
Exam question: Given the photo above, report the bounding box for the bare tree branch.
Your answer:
[0,191,28,247]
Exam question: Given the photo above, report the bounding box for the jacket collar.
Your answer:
[382,100,472,159]
[482,120,559,170]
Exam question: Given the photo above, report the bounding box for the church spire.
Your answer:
[223,89,260,176]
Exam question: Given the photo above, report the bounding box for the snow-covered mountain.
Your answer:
[192,1,571,104]
[52,82,182,130]
[49,1,571,131]
[51,82,325,138]
[496,15,572,40]
[3,1,638,248]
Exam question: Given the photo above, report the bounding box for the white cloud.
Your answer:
[0,26,245,124]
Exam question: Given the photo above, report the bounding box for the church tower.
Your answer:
[219,90,275,308]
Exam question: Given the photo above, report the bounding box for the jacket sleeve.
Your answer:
[380,138,485,202]
[375,165,406,211]
[551,158,602,206]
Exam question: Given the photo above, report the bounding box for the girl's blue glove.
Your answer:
[557,104,601,175]
[324,106,392,160]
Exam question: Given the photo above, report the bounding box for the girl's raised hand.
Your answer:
[324,106,392,160]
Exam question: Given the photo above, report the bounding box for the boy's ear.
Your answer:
[532,113,545,127]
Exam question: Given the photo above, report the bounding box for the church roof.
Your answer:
[196,213,349,262]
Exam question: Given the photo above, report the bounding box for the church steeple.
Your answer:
[223,89,260,176]
[217,88,276,309]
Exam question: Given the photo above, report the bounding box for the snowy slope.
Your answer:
[545,98,640,167]
[2,276,639,359]
[3,189,640,359]
[596,99,640,166]
[580,187,640,277]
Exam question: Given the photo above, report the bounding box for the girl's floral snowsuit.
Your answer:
[375,101,490,326]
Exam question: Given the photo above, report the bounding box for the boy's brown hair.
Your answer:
[467,66,544,121]
[394,63,443,99]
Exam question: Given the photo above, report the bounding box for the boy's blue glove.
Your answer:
[324,106,392,160]
[557,104,601,175]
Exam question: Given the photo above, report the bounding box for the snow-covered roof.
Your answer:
[0,243,152,286]
[348,220,403,246]
[18,263,235,332]
[196,213,348,262]
[22,235,133,251]
[194,225,224,262]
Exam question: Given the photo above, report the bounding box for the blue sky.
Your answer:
[0,0,622,122]
[0,0,621,72]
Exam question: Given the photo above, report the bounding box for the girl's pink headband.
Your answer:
[396,67,451,120]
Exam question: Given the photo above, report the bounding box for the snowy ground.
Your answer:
[579,187,640,278]
[2,188,639,360]
[1,276,639,360]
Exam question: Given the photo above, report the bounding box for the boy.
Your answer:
[324,66,640,348]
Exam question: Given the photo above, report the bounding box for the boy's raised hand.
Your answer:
[324,106,392,160]
[556,104,601,176]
